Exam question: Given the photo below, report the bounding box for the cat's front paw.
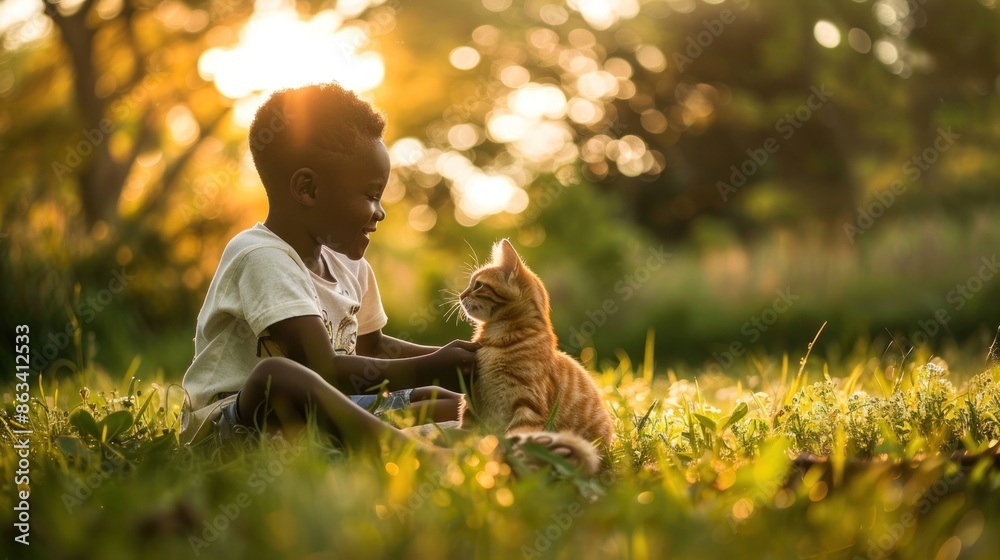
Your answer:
[504,431,601,477]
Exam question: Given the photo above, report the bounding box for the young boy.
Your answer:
[180,83,479,453]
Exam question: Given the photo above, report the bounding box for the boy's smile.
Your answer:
[310,140,391,261]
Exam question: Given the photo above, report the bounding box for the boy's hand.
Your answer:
[441,339,481,353]
[430,340,480,375]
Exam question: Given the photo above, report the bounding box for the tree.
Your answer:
[38,0,246,229]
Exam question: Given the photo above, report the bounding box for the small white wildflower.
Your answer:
[922,361,946,376]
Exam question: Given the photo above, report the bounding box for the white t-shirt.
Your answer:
[180,223,387,442]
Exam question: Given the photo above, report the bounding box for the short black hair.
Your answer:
[248,82,386,193]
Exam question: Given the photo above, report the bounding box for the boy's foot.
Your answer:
[210,398,259,460]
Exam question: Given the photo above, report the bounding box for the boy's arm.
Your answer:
[265,315,477,394]
[356,330,438,359]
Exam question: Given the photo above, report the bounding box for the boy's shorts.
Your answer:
[199,388,416,449]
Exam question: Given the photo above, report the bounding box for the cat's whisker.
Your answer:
[439,289,461,307]
[460,263,478,277]
[443,301,465,324]
[443,303,461,322]
[464,239,480,270]
[439,291,461,321]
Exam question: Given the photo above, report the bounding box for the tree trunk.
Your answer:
[45,0,128,228]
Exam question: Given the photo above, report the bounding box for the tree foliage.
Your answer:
[2,0,999,377]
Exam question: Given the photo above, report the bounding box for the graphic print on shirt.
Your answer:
[324,306,361,355]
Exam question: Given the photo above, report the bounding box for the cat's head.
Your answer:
[459,239,550,327]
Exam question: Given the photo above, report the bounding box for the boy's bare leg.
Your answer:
[238,357,438,454]
[407,386,465,423]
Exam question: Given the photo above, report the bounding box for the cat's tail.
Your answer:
[502,430,602,477]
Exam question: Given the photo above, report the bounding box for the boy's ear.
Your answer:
[289,168,319,206]
[491,238,522,275]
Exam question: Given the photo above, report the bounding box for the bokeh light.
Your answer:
[452,171,528,223]
[874,39,900,65]
[407,205,437,232]
[449,46,481,70]
[813,20,841,49]
[166,105,200,146]
[847,28,872,54]
[567,0,640,30]
[508,84,567,119]
[635,45,667,72]
[447,124,482,150]
[0,0,51,50]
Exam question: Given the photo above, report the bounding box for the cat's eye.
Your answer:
[473,280,484,290]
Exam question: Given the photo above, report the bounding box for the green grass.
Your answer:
[3,341,1000,560]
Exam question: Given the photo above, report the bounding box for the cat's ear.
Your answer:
[491,238,523,276]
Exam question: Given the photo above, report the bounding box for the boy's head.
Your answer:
[249,83,390,260]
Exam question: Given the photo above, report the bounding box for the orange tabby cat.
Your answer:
[459,239,615,473]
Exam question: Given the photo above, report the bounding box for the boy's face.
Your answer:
[309,139,390,260]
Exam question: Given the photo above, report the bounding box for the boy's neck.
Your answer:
[263,215,324,276]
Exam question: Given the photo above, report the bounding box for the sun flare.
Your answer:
[198,0,384,126]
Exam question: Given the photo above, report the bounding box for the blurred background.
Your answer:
[2,0,999,383]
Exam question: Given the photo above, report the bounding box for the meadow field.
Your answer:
[4,335,1000,560]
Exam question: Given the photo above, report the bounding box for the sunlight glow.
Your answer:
[577,70,619,99]
[452,172,528,221]
[486,111,532,143]
[508,83,567,119]
[567,0,640,30]
[388,137,426,167]
[436,151,476,181]
[0,0,51,50]
[512,121,574,163]
[432,148,528,220]
[198,0,384,124]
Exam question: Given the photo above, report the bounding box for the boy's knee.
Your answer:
[241,358,311,424]
[247,357,278,386]
[254,357,297,370]
[247,357,343,399]
[246,357,299,394]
